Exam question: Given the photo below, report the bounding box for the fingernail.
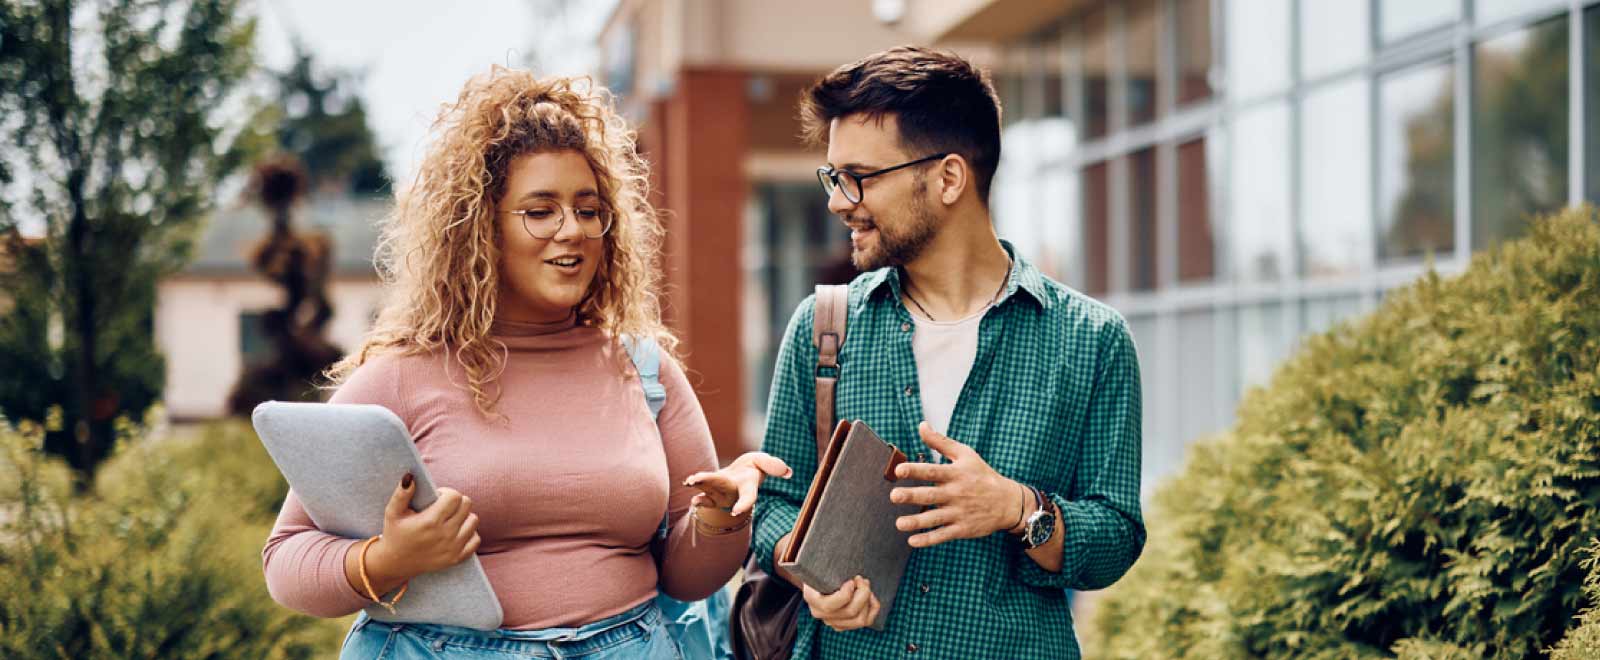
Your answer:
[401,473,413,488]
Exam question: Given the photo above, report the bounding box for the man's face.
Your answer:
[824,114,941,271]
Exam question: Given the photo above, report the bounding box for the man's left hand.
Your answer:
[890,422,1027,548]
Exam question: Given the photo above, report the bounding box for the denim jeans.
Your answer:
[339,600,683,659]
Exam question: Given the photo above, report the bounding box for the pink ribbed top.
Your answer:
[261,319,746,629]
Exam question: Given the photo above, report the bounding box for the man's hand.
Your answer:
[890,422,1028,548]
[802,576,881,632]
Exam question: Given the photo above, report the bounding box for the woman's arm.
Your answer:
[650,355,755,602]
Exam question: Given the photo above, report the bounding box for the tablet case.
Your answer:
[777,420,920,630]
[251,401,504,630]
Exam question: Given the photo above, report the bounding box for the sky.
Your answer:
[255,0,615,183]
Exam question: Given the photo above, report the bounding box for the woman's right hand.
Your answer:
[361,474,482,590]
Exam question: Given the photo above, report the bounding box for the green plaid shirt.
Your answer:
[752,242,1145,659]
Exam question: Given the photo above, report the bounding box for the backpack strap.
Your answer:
[812,285,849,452]
[623,335,667,420]
[623,335,673,544]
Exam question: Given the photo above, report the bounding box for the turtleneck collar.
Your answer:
[490,312,579,337]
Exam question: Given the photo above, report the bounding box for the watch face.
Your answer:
[1027,510,1056,547]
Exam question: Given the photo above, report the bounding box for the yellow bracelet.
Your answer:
[691,506,752,536]
[358,535,409,614]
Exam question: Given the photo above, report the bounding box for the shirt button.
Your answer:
[903,386,913,396]
[907,642,920,653]
[900,322,910,332]
[919,584,930,593]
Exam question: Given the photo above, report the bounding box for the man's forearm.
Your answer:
[1006,480,1064,573]
[1021,509,1065,573]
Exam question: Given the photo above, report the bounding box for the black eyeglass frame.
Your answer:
[816,152,951,204]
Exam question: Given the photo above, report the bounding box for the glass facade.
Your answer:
[989,0,1595,493]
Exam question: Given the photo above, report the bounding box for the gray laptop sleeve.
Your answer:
[252,401,504,630]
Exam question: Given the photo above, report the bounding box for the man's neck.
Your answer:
[900,213,1009,321]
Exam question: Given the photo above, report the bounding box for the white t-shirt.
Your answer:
[911,305,987,460]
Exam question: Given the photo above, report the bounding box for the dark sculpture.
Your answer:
[226,156,343,415]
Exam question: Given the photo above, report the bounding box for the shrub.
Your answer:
[1550,539,1600,659]
[1089,207,1600,658]
[0,414,349,658]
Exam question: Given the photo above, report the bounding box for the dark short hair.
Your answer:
[800,46,1003,204]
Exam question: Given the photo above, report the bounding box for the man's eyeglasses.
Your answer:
[816,153,949,204]
[506,200,614,239]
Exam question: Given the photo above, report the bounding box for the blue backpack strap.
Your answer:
[624,335,735,660]
[622,335,667,420]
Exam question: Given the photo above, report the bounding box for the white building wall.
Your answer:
[155,277,383,420]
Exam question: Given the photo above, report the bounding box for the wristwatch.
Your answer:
[1018,487,1056,550]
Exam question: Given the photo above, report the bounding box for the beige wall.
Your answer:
[155,277,383,420]
[603,0,1000,104]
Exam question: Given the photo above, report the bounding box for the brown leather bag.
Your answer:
[730,284,849,660]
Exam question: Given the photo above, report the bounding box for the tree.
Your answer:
[267,44,389,195]
[0,0,261,480]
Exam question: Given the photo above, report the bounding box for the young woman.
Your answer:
[262,66,785,659]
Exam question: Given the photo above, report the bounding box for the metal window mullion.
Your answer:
[1455,0,1473,264]
[1110,0,1131,294]
[1572,0,1586,206]
[1067,23,1089,290]
[1284,0,1305,344]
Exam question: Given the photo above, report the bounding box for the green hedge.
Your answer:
[0,412,350,658]
[1088,207,1600,658]
[1550,539,1600,660]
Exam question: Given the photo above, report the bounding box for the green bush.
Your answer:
[1550,539,1600,659]
[0,413,350,658]
[1089,207,1600,658]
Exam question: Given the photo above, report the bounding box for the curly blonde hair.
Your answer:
[328,66,673,416]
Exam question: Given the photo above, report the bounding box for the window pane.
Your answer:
[1040,164,1080,282]
[1476,0,1566,26]
[1178,136,1216,282]
[1590,6,1600,204]
[1177,309,1221,443]
[1128,315,1175,491]
[1300,76,1372,279]
[1127,0,1164,125]
[1301,294,1365,337]
[1300,0,1369,79]
[1238,302,1290,389]
[1473,17,1569,251]
[1381,0,1458,43]
[1042,36,1067,120]
[1084,161,1111,295]
[1378,59,1455,262]
[1226,0,1291,100]
[1177,0,1214,105]
[1085,8,1112,139]
[998,50,1030,129]
[1230,102,1292,282]
[1129,147,1160,291]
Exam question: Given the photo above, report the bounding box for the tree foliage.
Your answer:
[0,0,263,479]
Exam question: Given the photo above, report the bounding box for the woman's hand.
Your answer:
[356,474,482,594]
[683,452,792,518]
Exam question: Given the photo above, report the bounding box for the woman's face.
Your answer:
[494,150,607,323]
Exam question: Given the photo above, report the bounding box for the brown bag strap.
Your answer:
[811,285,849,455]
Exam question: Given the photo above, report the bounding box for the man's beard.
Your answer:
[850,183,940,271]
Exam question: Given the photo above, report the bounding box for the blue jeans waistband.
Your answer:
[353,599,662,655]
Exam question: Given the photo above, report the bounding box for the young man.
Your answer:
[750,46,1145,659]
